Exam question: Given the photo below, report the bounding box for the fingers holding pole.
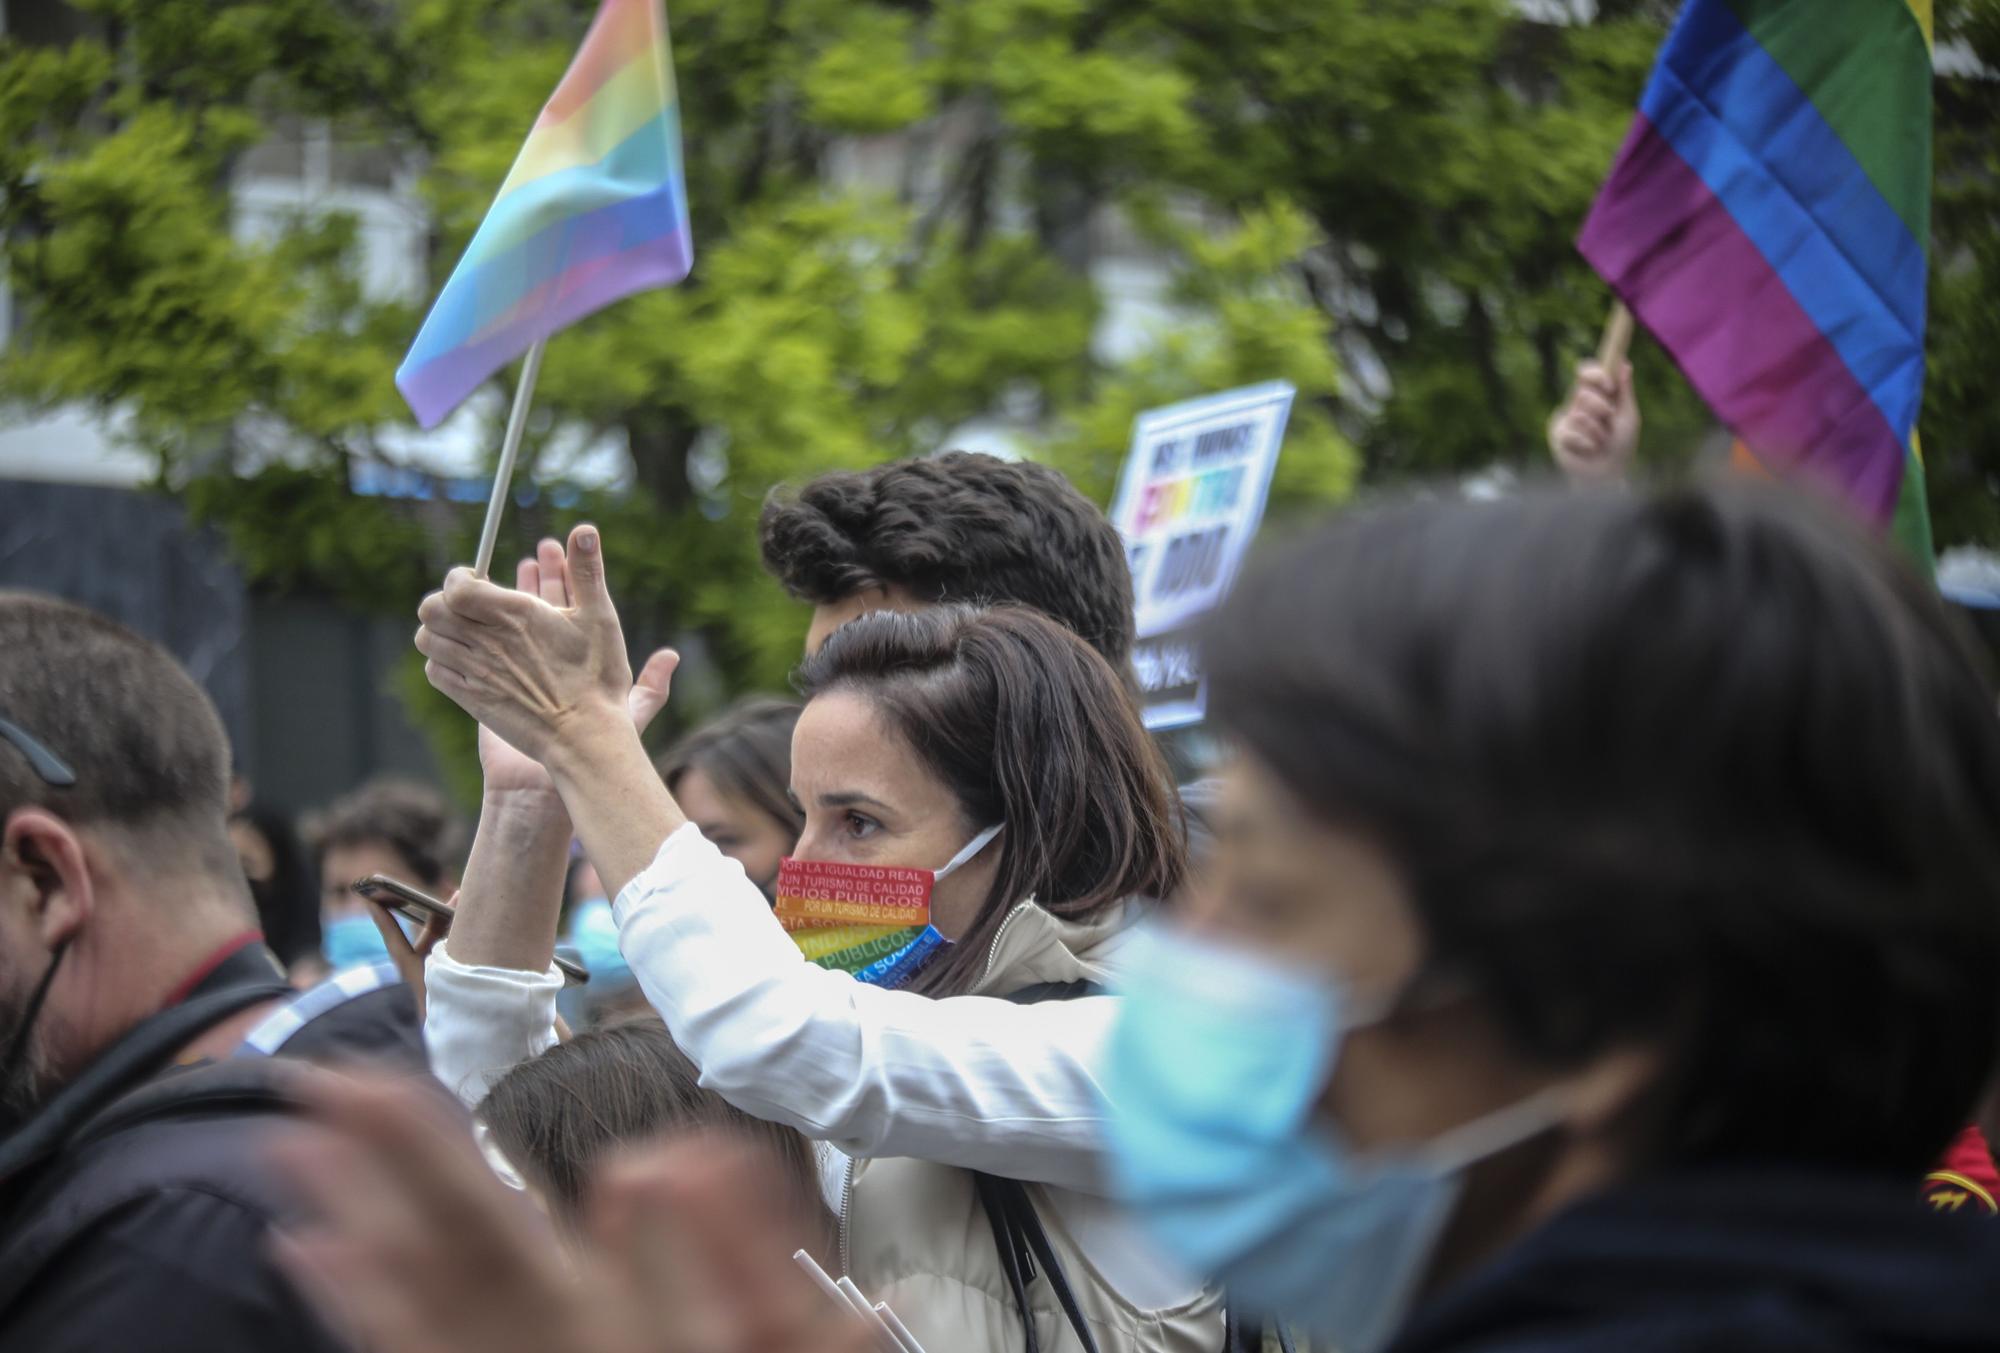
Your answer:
[473,336,549,580]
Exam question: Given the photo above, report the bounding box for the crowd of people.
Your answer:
[2,365,1999,1353]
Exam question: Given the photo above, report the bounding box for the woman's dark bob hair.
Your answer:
[1203,480,2000,1176]
[795,604,1185,995]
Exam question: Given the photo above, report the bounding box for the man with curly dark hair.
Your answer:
[758,451,1136,669]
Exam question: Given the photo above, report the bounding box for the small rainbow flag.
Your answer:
[396,0,692,429]
[1578,0,1934,566]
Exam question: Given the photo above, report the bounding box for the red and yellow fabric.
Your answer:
[1922,1126,2000,1217]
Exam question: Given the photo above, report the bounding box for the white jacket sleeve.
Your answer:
[615,824,1116,1194]
[423,939,562,1108]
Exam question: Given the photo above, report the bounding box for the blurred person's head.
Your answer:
[305,778,465,972]
[478,1013,835,1259]
[1104,483,2000,1344]
[759,451,1137,674]
[656,698,803,898]
[0,593,261,1130]
[792,604,1183,995]
[228,802,319,971]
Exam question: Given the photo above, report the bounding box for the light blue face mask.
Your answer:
[1101,925,1564,1352]
[558,896,638,1028]
[564,897,629,981]
[322,912,396,972]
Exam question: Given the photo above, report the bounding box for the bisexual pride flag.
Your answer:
[396,0,692,428]
[1578,0,1934,565]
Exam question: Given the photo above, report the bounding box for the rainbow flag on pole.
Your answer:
[1578,0,1934,566]
[396,0,692,429]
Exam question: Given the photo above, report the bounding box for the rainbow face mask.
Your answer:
[776,824,1004,989]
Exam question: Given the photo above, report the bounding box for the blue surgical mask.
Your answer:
[322,912,394,972]
[1101,925,1563,1352]
[558,896,637,1028]
[564,897,629,982]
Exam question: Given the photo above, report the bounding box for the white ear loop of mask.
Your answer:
[933,822,1004,881]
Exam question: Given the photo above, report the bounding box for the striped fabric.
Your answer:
[236,961,403,1057]
[395,0,691,428]
[1579,0,1934,567]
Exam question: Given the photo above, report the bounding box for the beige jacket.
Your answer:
[425,826,1224,1353]
[842,901,1225,1353]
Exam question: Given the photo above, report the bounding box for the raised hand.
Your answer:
[417,524,647,767]
[1548,360,1639,485]
[477,538,680,800]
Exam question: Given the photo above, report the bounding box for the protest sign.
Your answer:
[1108,381,1294,729]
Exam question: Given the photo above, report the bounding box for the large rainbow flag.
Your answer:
[1578,0,1933,566]
[396,0,692,429]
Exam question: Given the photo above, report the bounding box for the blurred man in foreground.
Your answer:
[0,592,347,1352]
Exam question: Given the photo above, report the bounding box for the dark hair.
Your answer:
[303,777,467,890]
[1204,482,2000,1175]
[759,451,1137,672]
[795,604,1184,995]
[232,802,321,966]
[656,697,804,839]
[478,1014,827,1236]
[0,591,241,882]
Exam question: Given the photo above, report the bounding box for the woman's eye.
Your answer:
[843,812,881,840]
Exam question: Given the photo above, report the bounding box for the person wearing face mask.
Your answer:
[1101,483,2000,1353]
[305,777,467,976]
[416,534,1219,1353]
[0,593,371,1353]
[656,697,804,903]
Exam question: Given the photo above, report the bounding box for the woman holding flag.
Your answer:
[417,528,1222,1353]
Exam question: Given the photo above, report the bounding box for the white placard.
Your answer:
[1108,382,1294,729]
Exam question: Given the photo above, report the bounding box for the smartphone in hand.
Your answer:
[352,874,590,986]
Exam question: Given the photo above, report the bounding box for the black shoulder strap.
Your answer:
[976,1172,1101,1353]
[1223,1308,1297,1353]
[987,977,1285,1353]
[0,975,293,1182]
[971,978,1106,1353]
[1006,979,1106,1005]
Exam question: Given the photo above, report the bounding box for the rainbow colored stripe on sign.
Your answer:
[396,0,692,429]
[1578,0,1933,566]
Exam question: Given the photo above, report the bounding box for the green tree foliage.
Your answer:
[1929,0,2000,547]
[0,0,1349,765]
[2,0,1994,791]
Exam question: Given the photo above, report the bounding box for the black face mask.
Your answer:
[0,939,70,1140]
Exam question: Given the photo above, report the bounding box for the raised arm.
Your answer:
[416,526,1118,1191]
[420,536,675,1103]
[605,820,1118,1192]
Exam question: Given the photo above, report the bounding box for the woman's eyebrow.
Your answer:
[815,790,893,812]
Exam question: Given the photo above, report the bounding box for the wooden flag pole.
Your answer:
[473,336,549,579]
[1596,301,1634,372]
